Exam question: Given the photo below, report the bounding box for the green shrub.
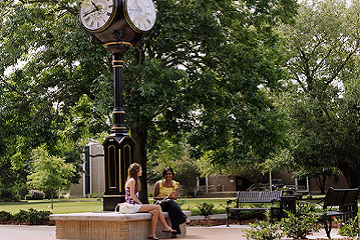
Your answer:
[227,203,282,221]
[281,209,321,239]
[228,204,269,221]
[336,212,360,238]
[232,209,266,220]
[0,211,12,221]
[245,208,321,240]
[13,208,52,225]
[229,208,282,222]
[244,210,283,240]
[196,202,216,219]
[13,209,28,223]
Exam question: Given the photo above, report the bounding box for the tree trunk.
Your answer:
[314,175,326,194]
[131,127,149,203]
[51,191,54,209]
[338,163,360,188]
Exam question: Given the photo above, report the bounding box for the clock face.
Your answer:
[124,0,156,33]
[80,0,116,32]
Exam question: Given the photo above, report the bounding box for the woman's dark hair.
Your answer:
[162,167,174,177]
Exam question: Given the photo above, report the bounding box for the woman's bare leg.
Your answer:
[155,205,172,229]
[138,205,174,231]
[148,209,158,237]
[139,205,158,238]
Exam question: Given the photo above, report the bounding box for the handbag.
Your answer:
[115,202,138,214]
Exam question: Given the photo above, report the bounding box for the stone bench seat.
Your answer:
[50,211,191,240]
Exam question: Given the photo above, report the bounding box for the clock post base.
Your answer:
[103,195,125,211]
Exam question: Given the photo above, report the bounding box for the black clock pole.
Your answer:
[102,41,135,211]
[79,0,156,211]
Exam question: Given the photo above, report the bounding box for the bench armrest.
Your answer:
[226,199,233,207]
[270,198,281,207]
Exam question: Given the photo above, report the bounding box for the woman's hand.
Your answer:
[168,190,176,199]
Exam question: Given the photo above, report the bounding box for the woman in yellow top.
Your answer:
[153,167,190,238]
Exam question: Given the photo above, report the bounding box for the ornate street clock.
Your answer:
[79,0,156,211]
[79,0,157,43]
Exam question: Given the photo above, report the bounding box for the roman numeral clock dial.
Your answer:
[79,0,156,44]
[124,0,156,33]
[80,0,115,32]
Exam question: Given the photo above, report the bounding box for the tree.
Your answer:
[27,147,76,209]
[280,0,360,187]
[1,0,298,203]
[126,0,297,200]
[335,78,360,187]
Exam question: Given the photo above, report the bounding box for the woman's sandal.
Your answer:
[148,237,159,240]
[162,229,177,233]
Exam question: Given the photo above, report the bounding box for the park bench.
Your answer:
[226,190,283,227]
[297,187,359,239]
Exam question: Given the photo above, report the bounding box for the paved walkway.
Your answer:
[0,225,55,240]
[0,224,344,240]
[0,213,346,240]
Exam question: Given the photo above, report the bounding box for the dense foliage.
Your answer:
[281,0,360,187]
[0,0,298,201]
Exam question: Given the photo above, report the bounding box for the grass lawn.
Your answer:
[0,198,230,215]
[0,195,328,215]
[0,199,104,214]
[178,198,227,215]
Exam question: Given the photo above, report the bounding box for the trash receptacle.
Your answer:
[280,196,297,219]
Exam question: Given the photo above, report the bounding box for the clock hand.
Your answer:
[83,8,98,17]
[91,1,100,11]
[83,2,101,17]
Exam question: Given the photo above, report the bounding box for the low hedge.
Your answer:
[0,208,52,225]
[0,211,12,221]
[229,208,282,221]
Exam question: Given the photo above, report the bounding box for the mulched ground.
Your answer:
[41,220,55,226]
[0,220,55,226]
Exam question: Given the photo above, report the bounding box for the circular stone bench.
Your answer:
[50,211,191,240]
